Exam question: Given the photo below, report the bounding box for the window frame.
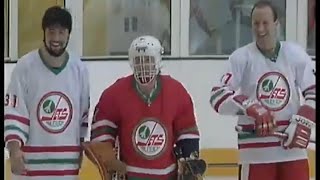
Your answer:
[296,0,315,58]
[7,0,18,61]
[65,0,83,56]
[4,0,9,59]
[5,0,313,61]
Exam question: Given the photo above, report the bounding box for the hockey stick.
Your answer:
[235,125,316,143]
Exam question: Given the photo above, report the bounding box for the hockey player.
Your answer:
[83,35,206,180]
[4,6,90,180]
[209,1,315,180]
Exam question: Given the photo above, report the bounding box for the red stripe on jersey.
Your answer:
[239,141,281,149]
[5,114,30,126]
[22,146,81,153]
[211,86,220,92]
[277,120,290,126]
[214,92,234,112]
[26,169,79,176]
[5,134,23,145]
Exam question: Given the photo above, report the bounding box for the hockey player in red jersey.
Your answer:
[209,1,315,180]
[88,35,206,179]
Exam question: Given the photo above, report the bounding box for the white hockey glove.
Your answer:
[283,106,315,149]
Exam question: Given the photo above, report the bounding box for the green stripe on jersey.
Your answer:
[238,133,258,140]
[5,125,29,139]
[26,158,79,164]
[92,126,117,138]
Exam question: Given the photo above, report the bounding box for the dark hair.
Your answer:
[250,0,278,22]
[42,6,72,33]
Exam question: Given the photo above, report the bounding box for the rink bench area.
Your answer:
[4,148,315,179]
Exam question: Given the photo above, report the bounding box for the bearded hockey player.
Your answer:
[4,6,90,180]
[82,35,206,180]
[209,1,315,180]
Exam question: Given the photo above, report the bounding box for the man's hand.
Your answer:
[244,100,276,136]
[283,114,314,149]
[10,148,27,175]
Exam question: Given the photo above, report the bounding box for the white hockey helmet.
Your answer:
[128,35,164,85]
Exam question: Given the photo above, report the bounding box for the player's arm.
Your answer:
[283,51,315,149]
[173,85,207,178]
[209,52,275,136]
[4,64,30,152]
[209,52,247,115]
[173,84,200,158]
[90,89,119,145]
[80,66,90,142]
[83,88,126,176]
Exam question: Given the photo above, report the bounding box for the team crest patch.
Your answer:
[132,117,167,159]
[256,72,290,111]
[37,91,73,133]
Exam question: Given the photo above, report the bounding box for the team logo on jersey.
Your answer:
[37,91,73,133]
[132,117,167,159]
[256,72,290,111]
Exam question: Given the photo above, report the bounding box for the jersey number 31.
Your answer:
[5,94,18,108]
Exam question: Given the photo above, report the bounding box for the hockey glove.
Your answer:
[283,105,315,149]
[242,99,276,137]
[174,146,207,180]
[81,142,127,180]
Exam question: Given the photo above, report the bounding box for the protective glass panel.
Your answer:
[18,0,65,58]
[189,0,286,55]
[83,0,171,57]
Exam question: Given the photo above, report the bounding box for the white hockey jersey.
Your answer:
[4,49,90,180]
[210,41,315,164]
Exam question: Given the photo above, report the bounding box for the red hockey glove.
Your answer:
[283,105,315,149]
[243,100,276,136]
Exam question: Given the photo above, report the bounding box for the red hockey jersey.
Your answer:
[91,75,199,179]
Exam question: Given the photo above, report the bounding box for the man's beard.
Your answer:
[43,39,69,57]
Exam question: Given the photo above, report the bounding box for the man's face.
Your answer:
[251,6,278,49]
[133,56,157,84]
[44,24,69,57]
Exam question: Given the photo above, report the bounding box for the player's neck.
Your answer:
[40,47,68,68]
[256,40,279,56]
[137,79,157,96]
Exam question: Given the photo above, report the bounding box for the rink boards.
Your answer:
[5,148,315,179]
